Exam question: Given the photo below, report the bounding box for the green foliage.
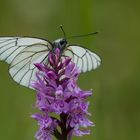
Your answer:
[0,0,140,140]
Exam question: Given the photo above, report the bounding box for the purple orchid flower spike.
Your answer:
[31,49,94,140]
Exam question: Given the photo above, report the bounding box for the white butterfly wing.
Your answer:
[63,45,101,72]
[0,37,52,88]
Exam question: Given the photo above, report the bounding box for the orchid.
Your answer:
[31,49,94,140]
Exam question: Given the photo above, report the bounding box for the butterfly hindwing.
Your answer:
[63,45,101,72]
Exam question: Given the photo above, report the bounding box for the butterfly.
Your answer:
[0,33,101,89]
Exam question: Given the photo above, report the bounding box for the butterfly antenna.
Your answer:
[68,31,98,39]
[60,25,66,39]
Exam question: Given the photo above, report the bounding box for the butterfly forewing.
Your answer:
[0,37,48,63]
[63,45,101,72]
[0,37,52,88]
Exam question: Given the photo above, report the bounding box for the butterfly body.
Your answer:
[52,38,67,53]
[0,36,101,89]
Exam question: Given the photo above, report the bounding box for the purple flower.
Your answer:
[32,114,58,140]
[31,49,94,140]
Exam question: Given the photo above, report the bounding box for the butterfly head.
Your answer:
[53,38,67,51]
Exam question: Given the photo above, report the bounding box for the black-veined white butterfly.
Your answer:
[0,28,101,89]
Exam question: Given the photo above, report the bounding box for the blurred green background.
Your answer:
[0,0,140,140]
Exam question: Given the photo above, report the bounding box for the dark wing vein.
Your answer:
[0,40,16,50]
[0,38,16,44]
[4,46,24,62]
[85,52,89,71]
[12,59,30,78]
[10,52,35,68]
